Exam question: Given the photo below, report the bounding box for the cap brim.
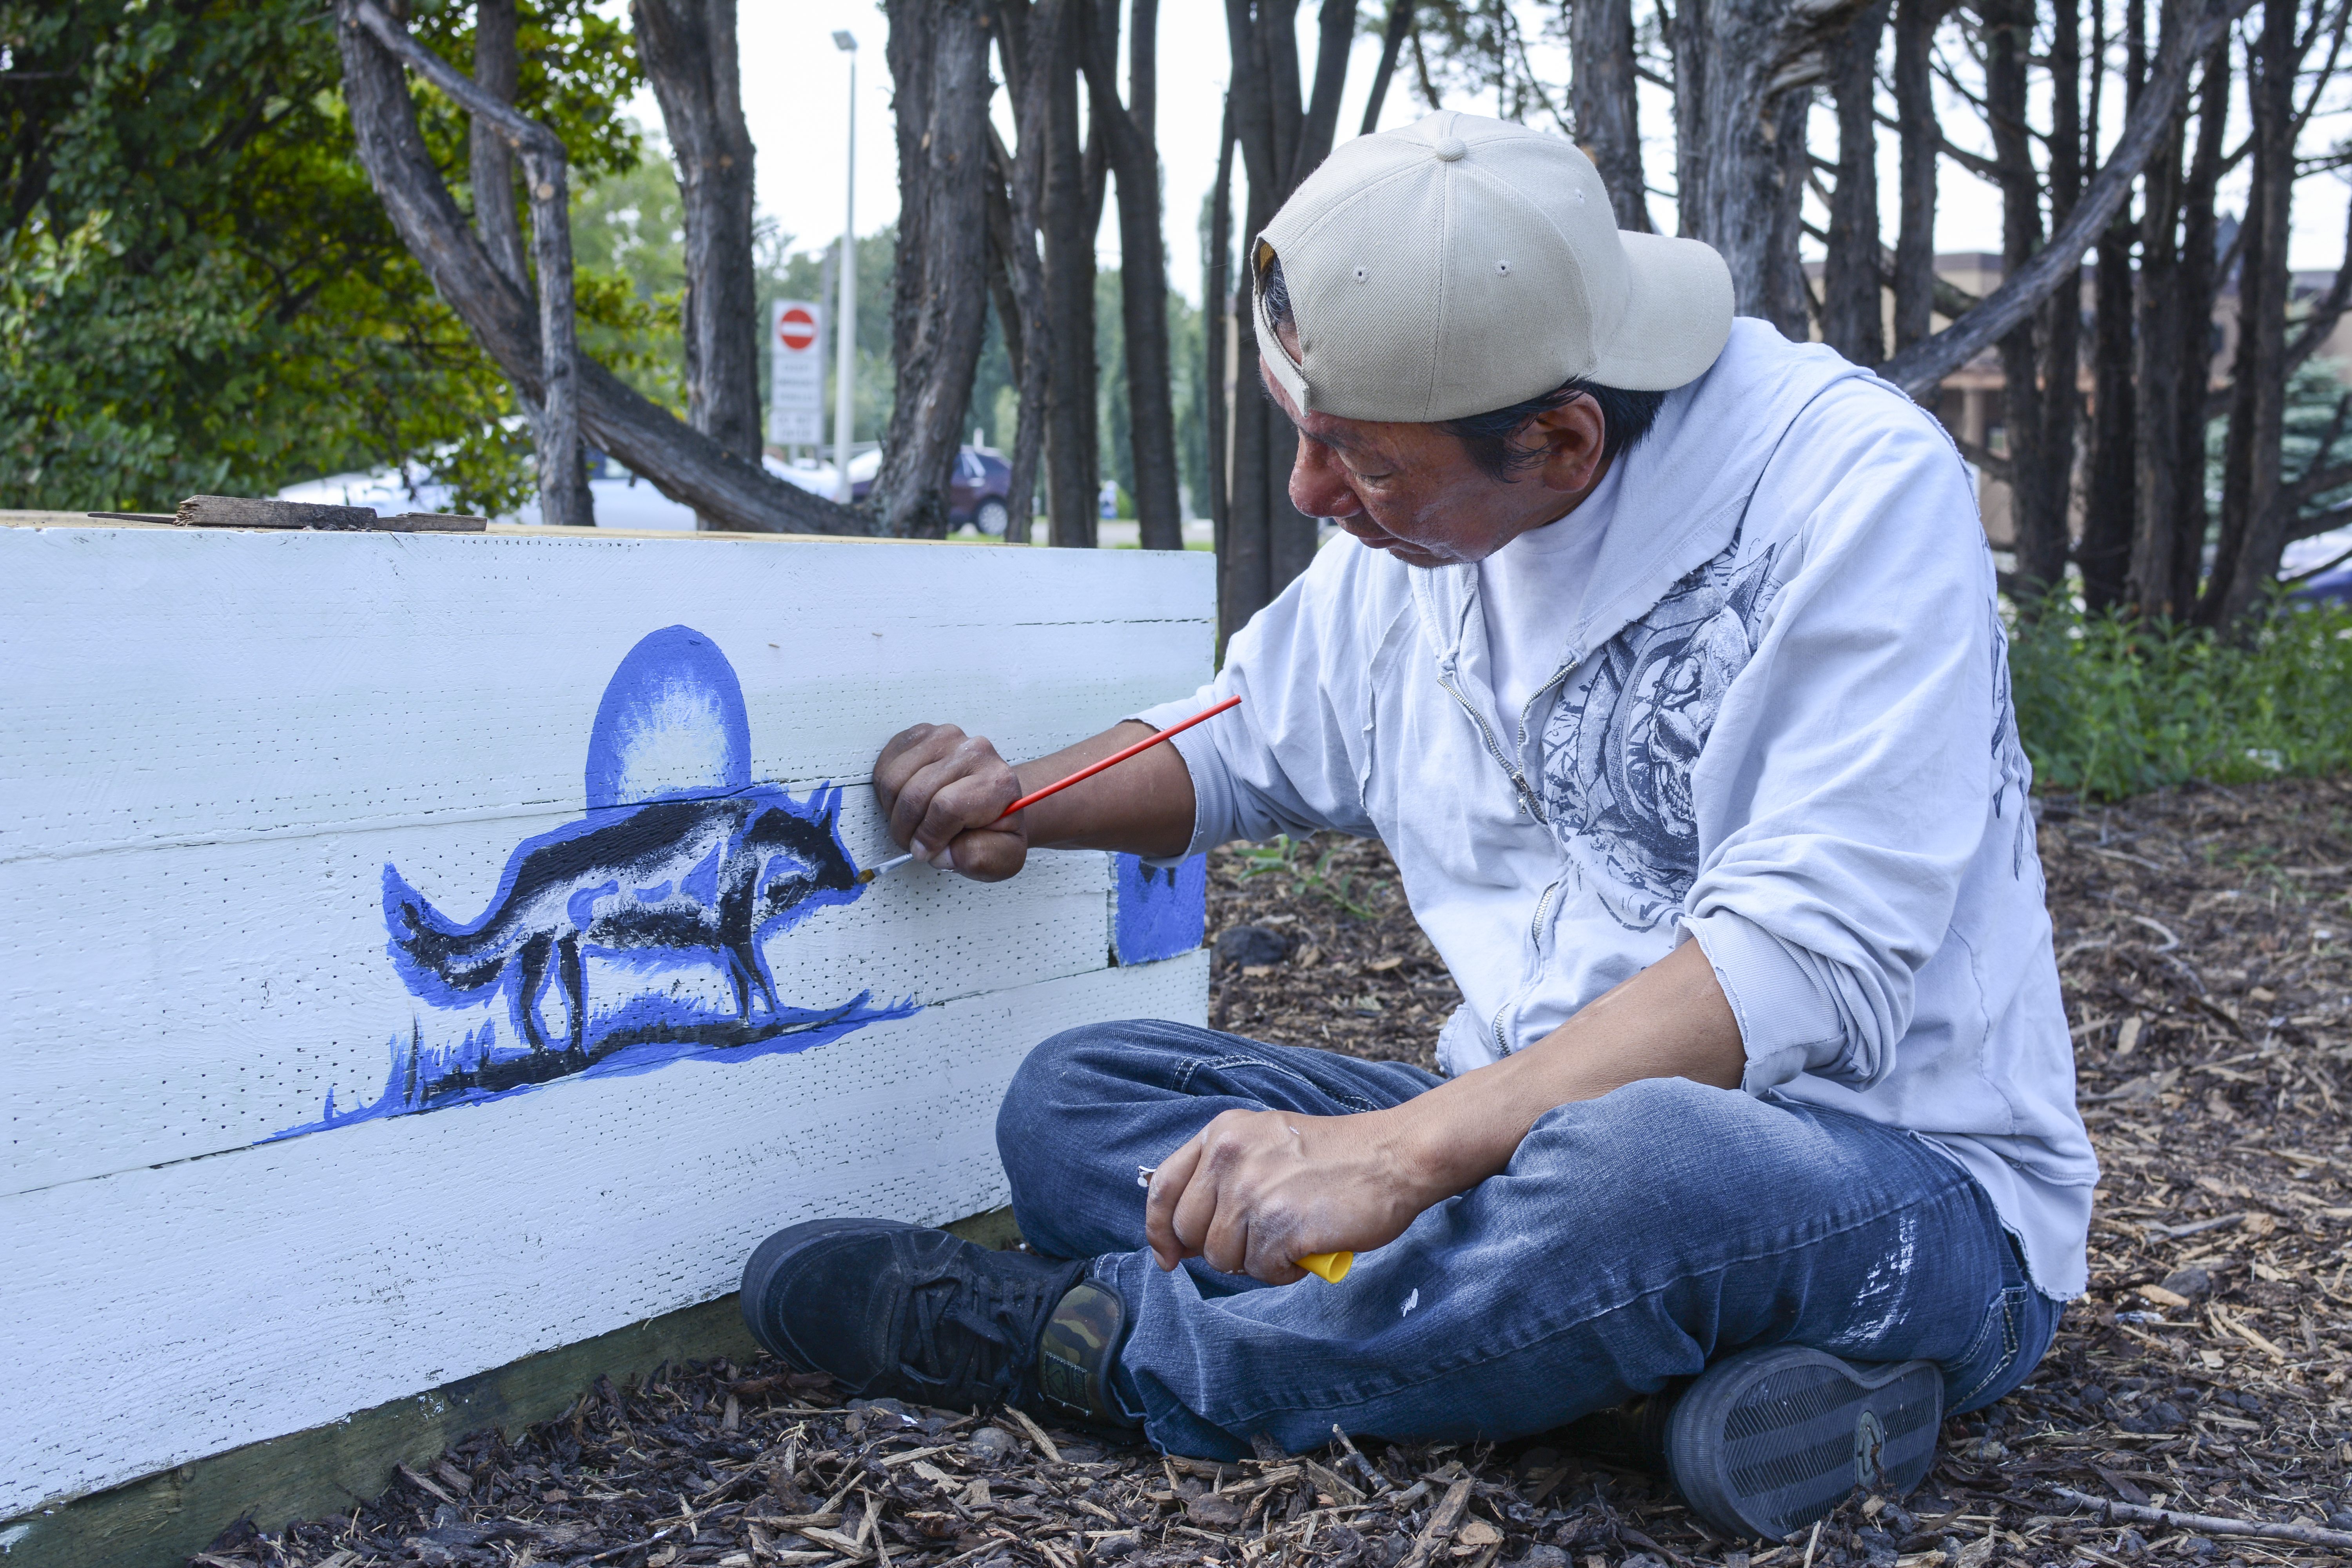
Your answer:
[1586,231,1735,392]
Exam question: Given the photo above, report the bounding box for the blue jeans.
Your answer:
[997,1020,2060,1461]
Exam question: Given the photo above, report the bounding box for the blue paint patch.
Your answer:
[275,624,917,1142]
[1111,853,1208,964]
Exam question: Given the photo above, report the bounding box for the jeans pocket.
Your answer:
[1948,1283,2028,1412]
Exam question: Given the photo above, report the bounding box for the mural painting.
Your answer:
[276,626,914,1138]
[1111,852,1209,965]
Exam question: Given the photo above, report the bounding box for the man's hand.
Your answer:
[871,718,1200,878]
[1142,1106,1437,1284]
[1142,942,1747,1284]
[873,723,1030,881]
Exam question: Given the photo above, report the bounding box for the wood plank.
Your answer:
[0,1291,765,1568]
[2,814,1113,1191]
[2,953,1204,1517]
[0,527,1212,853]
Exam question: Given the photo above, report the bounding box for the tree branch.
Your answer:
[1882,0,2261,398]
[334,0,863,534]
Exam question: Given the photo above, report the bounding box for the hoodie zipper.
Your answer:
[1436,670,1547,823]
[1488,876,1563,1055]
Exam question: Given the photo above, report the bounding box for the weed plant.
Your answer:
[2007,597,2352,799]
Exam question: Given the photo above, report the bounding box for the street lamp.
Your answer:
[832,29,858,505]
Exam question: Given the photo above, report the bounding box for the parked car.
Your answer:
[849,445,1013,535]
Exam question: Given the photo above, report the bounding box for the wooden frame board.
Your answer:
[1,519,1215,1521]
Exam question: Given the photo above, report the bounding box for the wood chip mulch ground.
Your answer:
[200,778,2352,1568]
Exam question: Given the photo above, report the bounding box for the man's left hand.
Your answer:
[1142,1106,1436,1284]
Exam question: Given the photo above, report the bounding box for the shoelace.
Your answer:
[894,1267,1060,1404]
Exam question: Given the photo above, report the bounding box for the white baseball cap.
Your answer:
[1253,111,1734,423]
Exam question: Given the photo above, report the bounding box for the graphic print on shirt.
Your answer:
[1987,601,2036,879]
[1541,542,1782,931]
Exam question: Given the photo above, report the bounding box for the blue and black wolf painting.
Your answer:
[275,626,914,1138]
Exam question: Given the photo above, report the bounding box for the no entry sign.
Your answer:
[769,299,824,446]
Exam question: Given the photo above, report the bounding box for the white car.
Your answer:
[281,452,849,531]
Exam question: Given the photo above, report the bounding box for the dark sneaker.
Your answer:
[1664,1347,1942,1540]
[740,1218,1113,1417]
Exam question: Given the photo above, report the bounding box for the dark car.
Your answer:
[851,445,1013,535]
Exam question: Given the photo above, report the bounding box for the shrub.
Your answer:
[2007,597,2352,800]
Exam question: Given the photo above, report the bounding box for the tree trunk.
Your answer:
[989,5,1054,548]
[336,0,860,534]
[871,0,994,540]
[1987,0,2061,601]
[1822,0,1887,361]
[1890,0,1941,352]
[2166,38,2229,615]
[1037,0,1098,548]
[1673,0,1862,324]
[2125,4,2188,617]
[1573,0,1651,230]
[470,0,528,288]
[632,0,761,520]
[1361,1,1418,136]
[1083,0,1185,551]
[1206,95,1235,590]
[347,0,591,526]
[2080,208,2138,613]
[1215,0,1354,641]
[2203,0,2300,627]
[2029,0,2085,603]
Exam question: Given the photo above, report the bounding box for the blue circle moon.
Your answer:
[584,626,753,809]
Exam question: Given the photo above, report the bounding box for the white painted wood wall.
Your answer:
[0,521,1215,1519]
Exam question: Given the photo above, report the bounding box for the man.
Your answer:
[738,113,2093,1540]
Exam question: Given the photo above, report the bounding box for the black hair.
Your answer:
[1439,379,1668,482]
[1258,250,1668,483]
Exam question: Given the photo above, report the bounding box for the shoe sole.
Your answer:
[739,1217,913,1369]
[1666,1347,1943,1541]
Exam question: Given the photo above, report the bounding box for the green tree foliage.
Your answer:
[0,0,640,514]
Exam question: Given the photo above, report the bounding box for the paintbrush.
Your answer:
[857,694,1243,884]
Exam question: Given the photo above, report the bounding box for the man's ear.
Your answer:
[1532,394,1609,493]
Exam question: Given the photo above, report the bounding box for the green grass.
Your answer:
[2007,597,2352,800]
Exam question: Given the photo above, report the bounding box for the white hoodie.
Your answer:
[1135,319,2096,1299]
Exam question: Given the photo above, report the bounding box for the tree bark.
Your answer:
[1673,0,1866,323]
[1822,0,1888,361]
[989,4,1054,547]
[346,0,592,526]
[336,0,860,534]
[2081,208,2138,613]
[1037,0,1098,548]
[1986,0,2060,600]
[1206,94,1235,586]
[1573,0,1651,230]
[1082,0,1185,551]
[470,0,527,288]
[1215,0,1354,641]
[1361,1,1418,136]
[2125,4,2190,617]
[871,0,994,541]
[2166,37,2229,614]
[1890,0,1941,352]
[633,0,761,514]
[2203,0,2302,627]
[2028,0,2085,603]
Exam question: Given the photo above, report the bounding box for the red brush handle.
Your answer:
[992,695,1242,822]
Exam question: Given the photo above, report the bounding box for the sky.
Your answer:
[693,1,2352,309]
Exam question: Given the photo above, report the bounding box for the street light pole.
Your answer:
[831,29,858,506]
